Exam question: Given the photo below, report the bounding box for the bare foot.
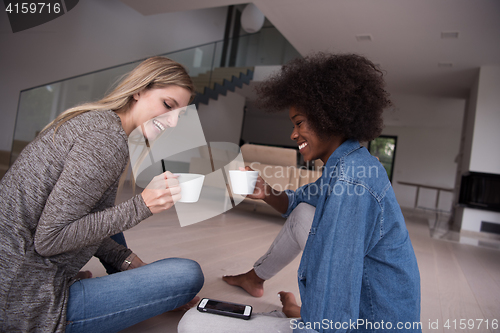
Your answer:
[222,269,265,297]
[74,270,92,280]
[170,296,201,312]
[279,291,301,318]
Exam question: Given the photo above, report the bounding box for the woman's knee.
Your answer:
[287,203,315,249]
[152,258,204,291]
[179,258,204,290]
[288,203,315,224]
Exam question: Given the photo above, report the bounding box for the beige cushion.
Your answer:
[241,144,297,167]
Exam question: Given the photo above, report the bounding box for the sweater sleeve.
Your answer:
[94,237,133,271]
[34,129,152,257]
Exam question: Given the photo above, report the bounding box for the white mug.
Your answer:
[229,170,259,195]
[175,173,205,203]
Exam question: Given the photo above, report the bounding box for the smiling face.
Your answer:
[289,106,344,163]
[128,85,191,140]
[141,106,188,142]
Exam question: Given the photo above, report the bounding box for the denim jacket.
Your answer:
[284,140,421,333]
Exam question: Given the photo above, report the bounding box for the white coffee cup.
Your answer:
[229,170,259,195]
[176,173,205,203]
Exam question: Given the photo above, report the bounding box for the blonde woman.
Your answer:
[0,56,204,333]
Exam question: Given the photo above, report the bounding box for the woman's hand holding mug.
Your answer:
[240,166,270,200]
[141,171,181,214]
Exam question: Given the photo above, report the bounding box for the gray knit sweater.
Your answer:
[0,110,152,332]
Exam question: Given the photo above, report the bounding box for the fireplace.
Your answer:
[459,172,500,213]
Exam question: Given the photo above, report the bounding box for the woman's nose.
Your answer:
[166,110,180,127]
[290,128,298,141]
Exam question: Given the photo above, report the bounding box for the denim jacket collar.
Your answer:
[325,139,362,168]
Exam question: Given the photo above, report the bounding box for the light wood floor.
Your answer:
[83,187,500,333]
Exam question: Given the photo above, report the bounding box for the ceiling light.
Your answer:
[241,4,265,33]
[356,34,372,42]
[438,62,453,68]
[441,31,459,39]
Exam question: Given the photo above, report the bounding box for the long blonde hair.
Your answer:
[42,56,195,192]
[41,56,195,135]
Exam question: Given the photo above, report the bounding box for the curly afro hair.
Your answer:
[255,53,391,142]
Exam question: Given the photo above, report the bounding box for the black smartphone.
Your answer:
[197,298,252,320]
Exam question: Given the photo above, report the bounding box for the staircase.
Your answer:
[192,67,253,106]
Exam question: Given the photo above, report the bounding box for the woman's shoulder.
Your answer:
[337,147,391,197]
[59,110,127,143]
[76,110,123,130]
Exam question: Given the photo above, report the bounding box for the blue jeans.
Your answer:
[66,258,204,333]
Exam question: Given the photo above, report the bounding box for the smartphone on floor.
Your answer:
[197,298,252,320]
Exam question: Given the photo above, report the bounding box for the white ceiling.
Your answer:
[120,0,500,99]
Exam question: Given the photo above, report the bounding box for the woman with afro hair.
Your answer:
[178,53,421,333]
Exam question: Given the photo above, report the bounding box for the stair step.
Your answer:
[192,67,254,105]
[212,66,253,74]
[192,67,253,93]
[191,67,253,80]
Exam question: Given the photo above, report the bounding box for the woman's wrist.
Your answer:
[263,185,289,215]
[120,253,137,271]
[262,183,273,201]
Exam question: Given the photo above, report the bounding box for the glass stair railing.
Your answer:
[193,67,254,105]
[191,66,254,94]
[7,26,301,168]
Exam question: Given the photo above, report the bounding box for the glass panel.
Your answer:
[233,27,300,67]
[167,42,217,80]
[368,136,397,182]
[11,84,58,163]
[11,27,301,165]
[10,62,139,165]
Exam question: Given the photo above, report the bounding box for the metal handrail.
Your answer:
[398,181,453,211]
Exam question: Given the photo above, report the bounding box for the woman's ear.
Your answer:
[133,91,141,101]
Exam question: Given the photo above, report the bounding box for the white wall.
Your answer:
[469,66,500,174]
[457,66,500,233]
[0,0,228,151]
[198,91,246,145]
[383,126,460,210]
[371,94,466,210]
[459,75,479,175]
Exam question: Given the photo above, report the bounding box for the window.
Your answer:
[368,136,397,182]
